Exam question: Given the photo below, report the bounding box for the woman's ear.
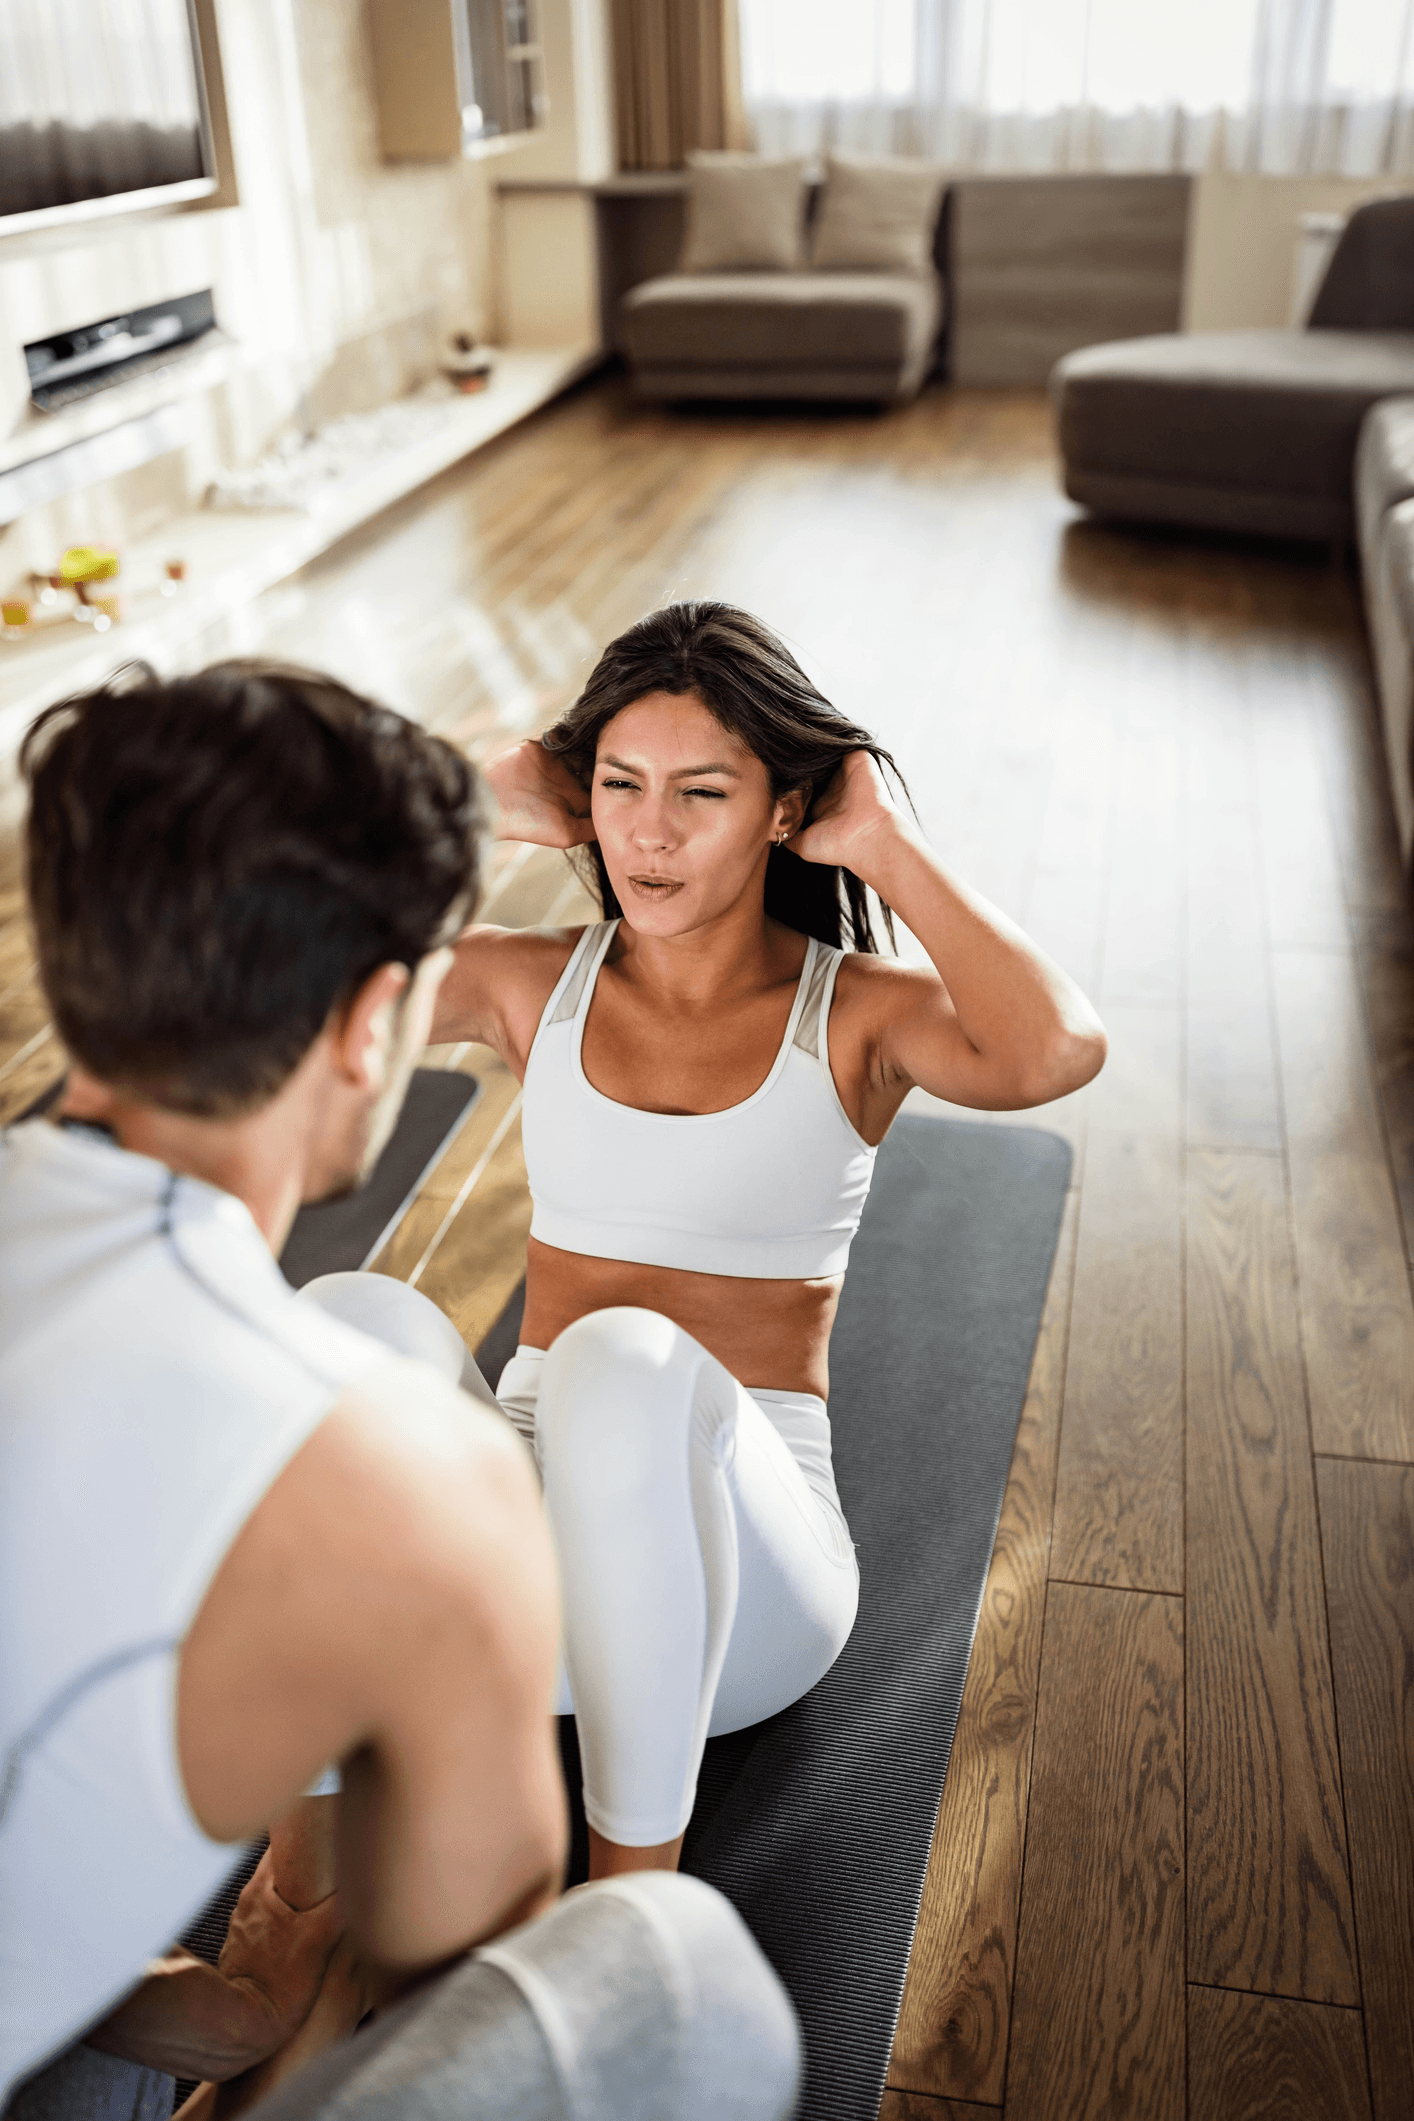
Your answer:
[775,786,809,841]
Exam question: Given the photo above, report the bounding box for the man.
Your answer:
[0,662,799,2121]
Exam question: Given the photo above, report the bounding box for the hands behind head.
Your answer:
[786,749,902,876]
[481,737,904,875]
[483,739,596,850]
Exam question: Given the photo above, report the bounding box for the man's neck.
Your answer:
[58,1066,320,1254]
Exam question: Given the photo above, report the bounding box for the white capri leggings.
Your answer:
[301,1278,859,1850]
[498,1309,859,1847]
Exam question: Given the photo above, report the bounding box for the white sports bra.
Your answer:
[521,922,877,1280]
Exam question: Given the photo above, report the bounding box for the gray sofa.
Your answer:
[1052,195,1414,542]
[618,179,947,406]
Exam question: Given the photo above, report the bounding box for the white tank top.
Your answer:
[521,922,877,1280]
[0,1120,396,2102]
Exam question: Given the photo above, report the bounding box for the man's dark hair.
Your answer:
[22,660,484,1116]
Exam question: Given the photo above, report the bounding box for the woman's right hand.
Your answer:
[483,739,596,848]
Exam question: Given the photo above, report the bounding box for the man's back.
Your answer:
[0,1117,397,2098]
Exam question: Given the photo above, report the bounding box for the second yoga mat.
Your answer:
[478,1111,1071,2121]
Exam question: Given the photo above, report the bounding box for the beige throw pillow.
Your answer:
[811,152,946,274]
[678,151,808,274]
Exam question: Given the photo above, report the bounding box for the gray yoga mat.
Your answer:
[477,1113,1071,2121]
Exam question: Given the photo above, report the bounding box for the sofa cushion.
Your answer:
[811,153,946,274]
[1356,394,1414,571]
[1308,195,1414,332]
[1055,329,1414,512]
[678,152,808,274]
[622,272,941,372]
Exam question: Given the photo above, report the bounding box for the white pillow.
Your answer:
[811,152,946,274]
[678,151,809,274]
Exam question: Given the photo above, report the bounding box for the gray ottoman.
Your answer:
[1053,327,1414,542]
[620,271,942,404]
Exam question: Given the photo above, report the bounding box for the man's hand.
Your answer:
[482,738,596,848]
[86,1846,345,2082]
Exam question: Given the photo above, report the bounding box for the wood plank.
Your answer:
[1051,1005,1183,1591]
[1185,1151,1357,2001]
[403,1108,533,1357]
[1004,1583,1185,2121]
[1316,1459,1414,2121]
[1272,950,1414,1461]
[0,1026,62,1125]
[1097,642,1182,1011]
[1187,1987,1371,2121]
[1185,687,1280,1151]
[879,2093,997,2121]
[889,1193,1079,2103]
[369,1052,522,1285]
[1250,642,1351,951]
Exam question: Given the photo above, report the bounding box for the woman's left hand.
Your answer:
[787,750,906,876]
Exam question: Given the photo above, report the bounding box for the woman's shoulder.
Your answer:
[453,920,597,1018]
[459,919,600,972]
[829,947,946,1028]
[830,946,939,992]
[449,923,602,1058]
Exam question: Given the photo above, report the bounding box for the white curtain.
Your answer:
[740,0,1414,174]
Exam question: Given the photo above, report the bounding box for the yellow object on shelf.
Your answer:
[58,546,120,584]
[1,598,31,631]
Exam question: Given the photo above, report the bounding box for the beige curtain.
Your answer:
[611,0,749,170]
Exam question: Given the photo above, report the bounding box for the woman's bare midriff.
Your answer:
[521,1236,843,1400]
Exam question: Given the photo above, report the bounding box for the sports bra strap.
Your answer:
[548,923,613,1028]
[792,938,838,1063]
[543,923,840,1054]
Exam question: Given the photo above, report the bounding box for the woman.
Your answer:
[431,601,1105,1881]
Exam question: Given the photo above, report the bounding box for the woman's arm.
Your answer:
[429,741,596,1054]
[790,753,1106,1117]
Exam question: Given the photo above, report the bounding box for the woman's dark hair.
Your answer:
[543,602,908,951]
[22,659,485,1116]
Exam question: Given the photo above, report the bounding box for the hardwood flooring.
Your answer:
[3,374,1412,2118]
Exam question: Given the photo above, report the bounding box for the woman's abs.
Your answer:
[521,1236,842,1400]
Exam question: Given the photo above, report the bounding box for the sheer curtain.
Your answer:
[740,0,1414,174]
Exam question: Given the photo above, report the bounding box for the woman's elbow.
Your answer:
[1018,1017,1107,1106]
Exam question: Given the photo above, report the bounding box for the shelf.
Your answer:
[0,344,602,760]
[0,335,242,479]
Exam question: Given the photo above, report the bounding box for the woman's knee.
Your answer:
[299,1271,467,1383]
[537,1307,706,1467]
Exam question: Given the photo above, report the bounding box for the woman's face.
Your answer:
[591,692,799,936]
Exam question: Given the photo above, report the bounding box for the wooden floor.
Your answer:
[3,375,1413,2120]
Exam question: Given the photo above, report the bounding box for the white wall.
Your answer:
[494,0,614,185]
[1183,171,1399,331]
[488,0,613,347]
